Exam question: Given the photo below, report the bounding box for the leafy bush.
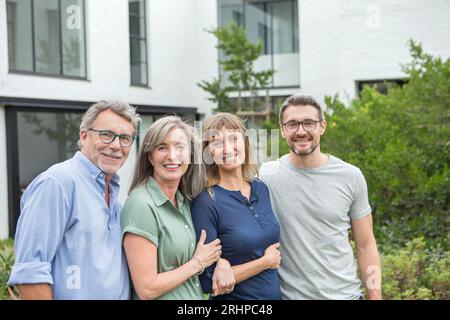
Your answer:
[321,41,450,252]
[0,238,15,300]
[382,237,449,300]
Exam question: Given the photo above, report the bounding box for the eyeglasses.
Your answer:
[283,119,322,132]
[87,128,135,147]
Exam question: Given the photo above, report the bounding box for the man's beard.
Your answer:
[288,140,320,157]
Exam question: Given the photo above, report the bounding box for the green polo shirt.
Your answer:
[121,177,203,300]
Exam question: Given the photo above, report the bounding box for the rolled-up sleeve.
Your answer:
[8,176,70,286]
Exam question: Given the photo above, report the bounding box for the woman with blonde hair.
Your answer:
[121,116,222,300]
[191,113,281,300]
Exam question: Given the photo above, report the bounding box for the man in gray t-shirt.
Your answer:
[259,94,381,300]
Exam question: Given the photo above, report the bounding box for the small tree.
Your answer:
[198,21,275,118]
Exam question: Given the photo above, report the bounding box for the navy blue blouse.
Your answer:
[191,179,281,300]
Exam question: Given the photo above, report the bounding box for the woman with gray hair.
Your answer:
[121,116,222,300]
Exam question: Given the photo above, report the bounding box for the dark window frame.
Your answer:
[6,0,88,80]
[129,0,149,87]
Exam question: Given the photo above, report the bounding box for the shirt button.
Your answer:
[196,283,199,287]
[191,243,194,247]
[185,225,188,228]
[255,214,259,218]
[249,206,253,210]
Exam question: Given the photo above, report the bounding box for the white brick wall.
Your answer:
[298,0,450,105]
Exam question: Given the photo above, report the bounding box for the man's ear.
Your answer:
[79,131,87,148]
[280,124,286,139]
[320,120,327,136]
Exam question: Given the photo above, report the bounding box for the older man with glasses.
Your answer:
[8,100,140,300]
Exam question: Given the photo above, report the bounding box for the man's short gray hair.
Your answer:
[279,94,324,124]
[78,100,141,147]
[80,100,140,132]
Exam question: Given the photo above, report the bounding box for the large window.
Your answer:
[6,0,86,78]
[5,105,85,237]
[219,0,299,88]
[129,0,149,86]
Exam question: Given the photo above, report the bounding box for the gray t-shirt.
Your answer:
[259,154,371,300]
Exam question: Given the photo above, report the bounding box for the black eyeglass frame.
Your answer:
[87,128,135,147]
[282,119,323,132]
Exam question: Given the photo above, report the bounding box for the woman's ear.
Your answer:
[147,152,154,166]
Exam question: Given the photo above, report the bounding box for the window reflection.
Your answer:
[17,111,82,192]
[61,0,86,77]
[6,0,33,71]
[129,0,149,86]
[34,0,61,74]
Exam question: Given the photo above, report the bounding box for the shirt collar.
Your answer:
[74,151,120,185]
[147,176,185,208]
[214,180,259,204]
[250,180,259,201]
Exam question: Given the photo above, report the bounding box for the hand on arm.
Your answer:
[352,214,382,300]
[262,242,282,269]
[192,230,222,273]
[213,242,281,295]
[232,242,281,284]
[211,258,235,297]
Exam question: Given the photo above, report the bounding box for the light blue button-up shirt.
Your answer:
[8,152,130,299]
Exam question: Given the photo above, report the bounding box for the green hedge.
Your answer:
[0,239,15,300]
[321,41,449,252]
[381,237,449,299]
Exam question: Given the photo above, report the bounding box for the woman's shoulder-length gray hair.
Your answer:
[128,115,206,201]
